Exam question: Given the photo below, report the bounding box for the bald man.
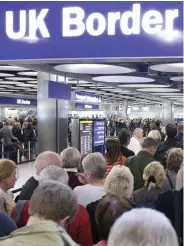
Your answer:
[18,151,62,201]
[127,128,143,155]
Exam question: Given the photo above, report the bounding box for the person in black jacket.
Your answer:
[154,123,182,168]
[156,188,183,243]
[18,151,62,201]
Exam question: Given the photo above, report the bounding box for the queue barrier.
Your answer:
[0,141,37,164]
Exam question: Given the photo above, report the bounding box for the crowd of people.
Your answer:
[0,117,38,162]
[0,120,183,246]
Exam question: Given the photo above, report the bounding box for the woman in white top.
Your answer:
[0,159,16,215]
[73,153,106,207]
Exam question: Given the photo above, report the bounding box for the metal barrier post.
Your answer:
[28,141,31,161]
[17,149,20,164]
[2,144,4,158]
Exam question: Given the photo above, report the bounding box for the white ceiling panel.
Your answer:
[137,88,180,92]
[150,63,184,73]
[54,64,135,74]
[0,66,29,71]
[118,84,170,88]
[170,76,184,82]
[17,71,37,76]
[7,77,36,81]
[93,76,155,83]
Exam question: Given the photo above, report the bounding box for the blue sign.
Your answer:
[0,97,37,106]
[76,103,99,110]
[0,1,182,60]
[93,120,105,147]
[48,81,71,100]
[75,91,102,104]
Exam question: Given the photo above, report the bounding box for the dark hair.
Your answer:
[27,123,32,129]
[118,129,131,146]
[141,137,159,149]
[95,194,131,240]
[105,139,121,164]
[0,122,3,129]
[166,123,177,138]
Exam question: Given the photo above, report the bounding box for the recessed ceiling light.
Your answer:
[118,84,170,88]
[27,81,37,84]
[0,66,29,71]
[150,63,184,73]
[16,84,36,87]
[0,81,23,85]
[54,64,134,75]
[151,93,183,96]
[93,76,154,83]
[170,76,184,82]
[161,95,183,98]
[6,77,36,81]
[137,88,180,92]
[0,73,15,77]
[17,71,37,76]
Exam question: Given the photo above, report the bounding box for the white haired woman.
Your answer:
[130,162,165,208]
[161,148,183,191]
[148,130,162,142]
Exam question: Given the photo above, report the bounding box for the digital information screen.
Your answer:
[93,121,105,147]
[79,120,93,155]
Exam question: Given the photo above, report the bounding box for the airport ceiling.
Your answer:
[0,61,183,106]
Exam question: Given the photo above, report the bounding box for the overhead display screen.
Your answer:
[79,120,93,155]
[93,120,105,147]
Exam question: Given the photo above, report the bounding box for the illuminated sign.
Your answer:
[75,92,102,104]
[75,103,99,109]
[0,2,182,60]
[17,99,31,105]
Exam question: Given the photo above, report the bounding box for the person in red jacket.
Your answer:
[11,165,93,246]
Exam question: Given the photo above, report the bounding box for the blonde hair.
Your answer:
[104,165,134,199]
[148,130,161,142]
[143,162,165,190]
[166,148,183,172]
[0,159,16,182]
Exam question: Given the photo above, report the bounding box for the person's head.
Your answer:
[104,165,134,199]
[7,117,13,125]
[105,139,121,164]
[141,137,159,156]
[60,147,81,169]
[118,129,131,147]
[148,130,161,142]
[0,159,16,191]
[165,123,177,138]
[178,121,183,134]
[29,181,78,226]
[82,153,107,183]
[107,208,178,246]
[143,162,165,190]
[133,128,143,139]
[39,165,69,185]
[35,151,62,175]
[27,122,32,129]
[13,122,21,129]
[166,148,183,173]
[96,194,131,241]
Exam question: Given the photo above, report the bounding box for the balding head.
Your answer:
[133,128,143,139]
[35,151,62,175]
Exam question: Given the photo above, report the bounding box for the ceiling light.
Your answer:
[132,106,139,110]
[0,73,15,77]
[54,64,134,75]
[16,84,36,87]
[27,81,37,84]
[142,106,149,111]
[118,84,170,88]
[0,66,29,71]
[6,77,36,81]
[93,76,154,83]
[137,88,180,92]
[151,93,183,96]
[170,76,184,82]
[17,71,37,76]
[0,81,24,85]
[150,63,184,73]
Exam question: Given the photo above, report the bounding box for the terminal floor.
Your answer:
[12,162,35,196]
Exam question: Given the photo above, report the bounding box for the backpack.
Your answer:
[23,128,36,142]
[12,200,27,227]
